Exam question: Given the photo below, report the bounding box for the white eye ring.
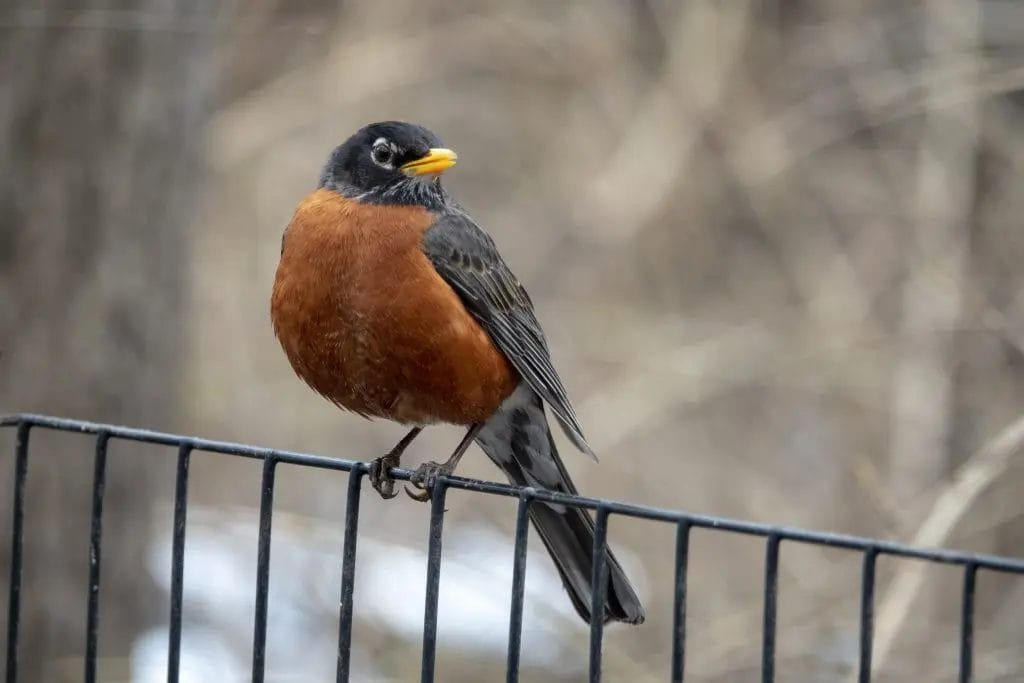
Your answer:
[371,137,395,168]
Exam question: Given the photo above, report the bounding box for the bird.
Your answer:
[270,121,644,625]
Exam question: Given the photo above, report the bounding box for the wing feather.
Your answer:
[422,211,596,458]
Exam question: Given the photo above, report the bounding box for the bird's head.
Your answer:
[319,121,457,209]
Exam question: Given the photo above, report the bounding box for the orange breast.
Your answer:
[270,189,518,425]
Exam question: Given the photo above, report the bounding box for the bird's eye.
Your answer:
[371,143,393,167]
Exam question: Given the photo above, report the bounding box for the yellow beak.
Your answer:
[400,148,458,176]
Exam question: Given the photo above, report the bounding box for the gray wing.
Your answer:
[421,210,595,459]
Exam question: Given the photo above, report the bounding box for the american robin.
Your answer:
[270,121,644,625]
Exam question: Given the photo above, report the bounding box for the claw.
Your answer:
[367,426,423,500]
[404,485,432,502]
[403,461,452,503]
[368,455,400,500]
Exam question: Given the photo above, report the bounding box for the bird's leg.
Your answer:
[369,427,423,499]
[405,423,483,502]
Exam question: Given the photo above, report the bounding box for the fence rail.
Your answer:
[3,413,1024,682]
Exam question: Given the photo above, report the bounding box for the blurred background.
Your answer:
[3,1,1024,681]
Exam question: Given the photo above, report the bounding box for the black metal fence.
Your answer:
[3,413,1024,683]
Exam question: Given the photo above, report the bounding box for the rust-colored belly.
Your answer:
[270,189,518,425]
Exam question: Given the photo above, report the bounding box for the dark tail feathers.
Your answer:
[527,490,646,624]
[475,387,645,625]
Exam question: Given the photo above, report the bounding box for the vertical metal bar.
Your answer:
[84,432,110,683]
[505,492,532,683]
[588,507,610,683]
[762,535,781,683]
[671,521,691,683]
[251,456,277,683]
[167,444,192,683]
[958,563,977,683]
[421,482,449,683]
[858,547,877,683]
[5,422,30,683]
[335,468,364,683]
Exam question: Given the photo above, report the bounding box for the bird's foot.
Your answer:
[368,451,402,499]
[404,461,454,502]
